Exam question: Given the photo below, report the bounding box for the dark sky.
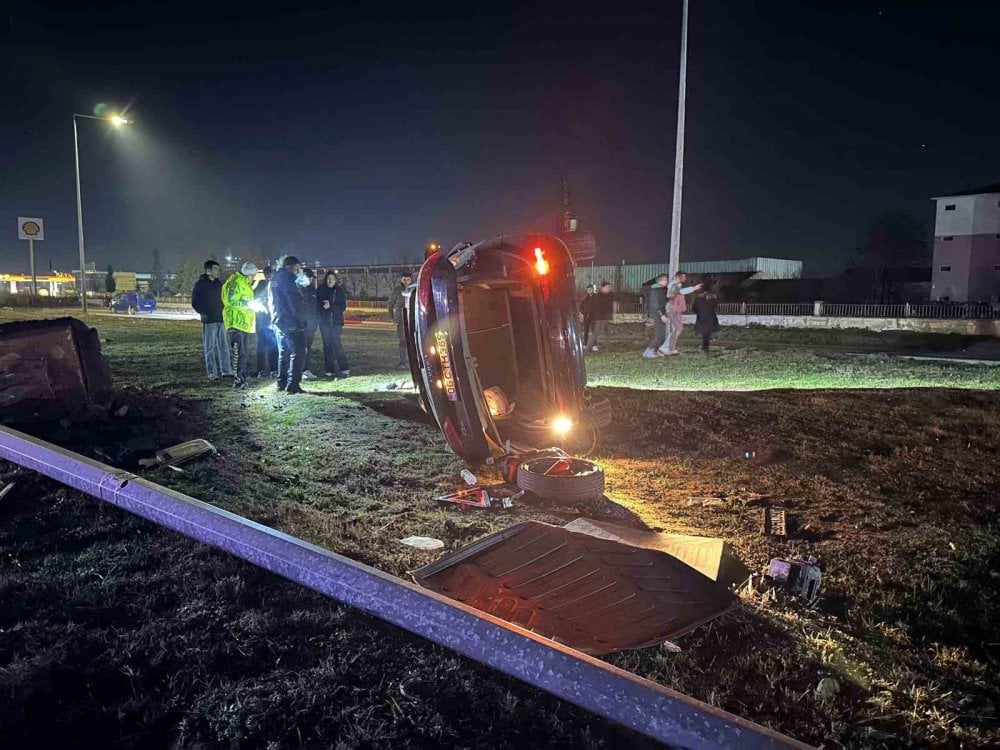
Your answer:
[2,1,997,277]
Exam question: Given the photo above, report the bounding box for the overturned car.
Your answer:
[403,234,612,463]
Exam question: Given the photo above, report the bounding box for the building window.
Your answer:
[944,204,956,211]
[939,266,951,271]
[943,236,954,241]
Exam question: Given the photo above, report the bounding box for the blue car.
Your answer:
[110,291,157,314]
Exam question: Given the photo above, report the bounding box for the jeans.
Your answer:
[646,318,667,352]
[395,318,407,365]
[320,324,350,374]
[661,310,684,353]
[588,320,609,348]
[255,313,277,373]
[276,327,306,389]
[228,329,251,382]
[303,320,318,373]
[202,322,233,377]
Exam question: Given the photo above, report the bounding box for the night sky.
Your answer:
[2,1,997,277]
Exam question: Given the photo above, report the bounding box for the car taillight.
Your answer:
[417,252,440,311]
[442,415,465,453]
[534,247,549,276]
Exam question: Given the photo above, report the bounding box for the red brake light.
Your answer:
[534,247,549,276]
[417,252,440,311]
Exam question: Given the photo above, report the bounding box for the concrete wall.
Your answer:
[932,193,1000,301]
[932,235,972,301]
[614,311,1000,337]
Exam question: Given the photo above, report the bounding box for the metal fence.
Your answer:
[611,299,1000,320]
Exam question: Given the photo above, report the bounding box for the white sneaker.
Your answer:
[325,372,334,377]
[591,345,600,352]
[301,370,317,380]
[642,349,658,358]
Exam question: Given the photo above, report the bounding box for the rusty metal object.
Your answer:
[760,506,788,537]
[413,521,735,655]
[0,317,110,416]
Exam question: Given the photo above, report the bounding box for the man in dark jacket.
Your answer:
[387,272,412,367]
[643,274,669,358]
[268,255,307,393]
[253,266,277,377]
[318,271,350,378]
[300,269,320,380]
[588,281,614,352]
[191,260,234,380]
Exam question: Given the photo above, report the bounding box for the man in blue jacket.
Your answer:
[268,255,307,393]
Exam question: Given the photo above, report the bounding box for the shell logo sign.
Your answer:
[17,217,45,241]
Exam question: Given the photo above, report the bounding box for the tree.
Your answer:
[105,263,117,293]
[173,256,205,299]
[149,247,167,296]
[857,212,928,303]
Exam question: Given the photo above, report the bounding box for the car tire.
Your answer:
[580,396,613,428]
[516,456,605,503]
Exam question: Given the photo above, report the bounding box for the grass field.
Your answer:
[2,309,999,748]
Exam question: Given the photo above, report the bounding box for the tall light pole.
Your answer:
[73,113,129,312]
[668,0,689,277]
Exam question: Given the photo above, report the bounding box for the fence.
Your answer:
[612,299,1000,321]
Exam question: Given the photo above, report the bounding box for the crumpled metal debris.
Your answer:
[138,439,218,469]
[767,555,822,605]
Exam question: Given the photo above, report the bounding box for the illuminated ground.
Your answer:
[2,308,999,748]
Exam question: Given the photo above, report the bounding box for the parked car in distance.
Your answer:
[110,291,157,314]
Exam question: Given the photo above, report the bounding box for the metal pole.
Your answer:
[0,425,809,750]
[73,115,88,313]
[29,238,37,297]
[668,0,689,277]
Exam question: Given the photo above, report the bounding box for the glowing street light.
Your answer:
[73,111,130,312]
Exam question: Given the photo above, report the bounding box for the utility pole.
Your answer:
[668,0,689,277]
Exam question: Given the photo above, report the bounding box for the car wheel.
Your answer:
[128,306,136,315]
[516,456,605,503]
[580,396,613,428]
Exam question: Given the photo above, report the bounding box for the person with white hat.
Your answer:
[222,261,259,389]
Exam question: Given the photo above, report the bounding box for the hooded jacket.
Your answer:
[222,272,256,333]
[191,274,224,324]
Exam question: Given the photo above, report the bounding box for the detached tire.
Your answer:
[516,456,605,503]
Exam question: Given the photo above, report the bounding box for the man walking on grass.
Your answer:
[222,261,258,389]
[643,274,670,358]
[191,260,234,380]
[268,255,308,394]
[659,271,702,356]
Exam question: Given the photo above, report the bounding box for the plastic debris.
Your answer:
[0,482,15,502]
[114,404,130,418]
[138,439,218,468]
[814,677,840,702]
[767,555,822,605]
[400,536,444,550]
[460,469,477,486]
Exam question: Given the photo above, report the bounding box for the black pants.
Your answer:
[276,328,306,389]
[303,320,318,373]
[320,324,350,374]
[646,318,667,352]
[701,333,713,352]
[255,314,277,373]
[227,329,251,382]
[395,318,407,365]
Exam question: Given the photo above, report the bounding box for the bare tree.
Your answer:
[858,212,928,303]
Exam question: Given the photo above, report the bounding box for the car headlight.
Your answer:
[552,415,573,436]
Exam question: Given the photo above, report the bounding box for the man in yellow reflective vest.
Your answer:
[222,262,258,389]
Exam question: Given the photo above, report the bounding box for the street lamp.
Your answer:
[73,112,129,312]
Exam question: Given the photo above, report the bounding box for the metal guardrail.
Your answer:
[0,425,811,749]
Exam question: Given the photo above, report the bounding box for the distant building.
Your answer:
[574,257,803,294]
[931,183,1000,302]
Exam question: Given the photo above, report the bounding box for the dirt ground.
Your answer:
[2,310,999,748]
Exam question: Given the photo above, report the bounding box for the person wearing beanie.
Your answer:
[299,267,320,380]
[222,261,259,388]
[268,255,308,393]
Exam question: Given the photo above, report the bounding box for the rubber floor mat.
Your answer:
[413,521,735,655]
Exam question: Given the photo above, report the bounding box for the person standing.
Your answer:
[588,281,614,352]
[268,255,307,394]
[300,268,320,380]
[580,285,596,347]
[318,271,351,378]
[388,272,412,367]
[191,260,234,380]
[642,274,669,358]
[222,261,258,388]
[254,266,277,377]
[692,283,720,354]
[659,271,703,356]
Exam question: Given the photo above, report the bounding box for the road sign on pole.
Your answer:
[17,217,44,297]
